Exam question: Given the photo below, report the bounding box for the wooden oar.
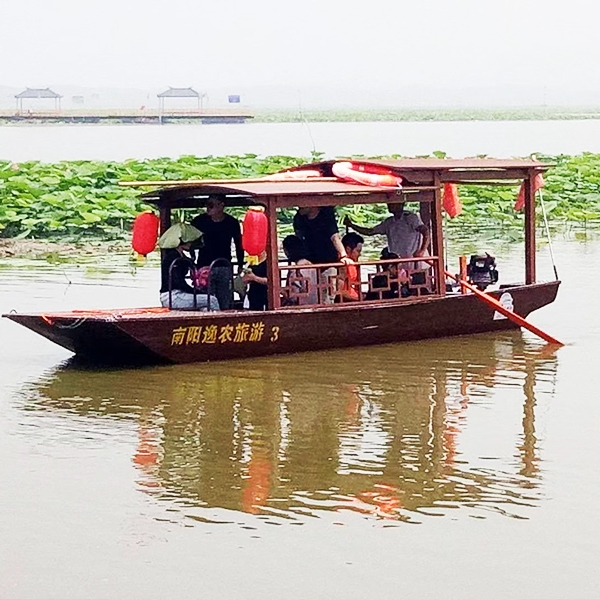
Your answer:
[444,270,563,346]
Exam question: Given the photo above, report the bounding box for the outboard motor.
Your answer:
[467,253,498,291]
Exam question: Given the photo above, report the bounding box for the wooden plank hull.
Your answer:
[4,281,560,365]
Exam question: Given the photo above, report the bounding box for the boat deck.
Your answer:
[20,292,451,323]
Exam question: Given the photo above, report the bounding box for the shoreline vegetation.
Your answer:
[1,152,600,259]
[254,107,600,123]
[3,107,600,125]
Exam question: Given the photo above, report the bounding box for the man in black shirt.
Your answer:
[191,196,244,268]
[293,206,350,264]
[293,206,353,304]
[191,196,244,309]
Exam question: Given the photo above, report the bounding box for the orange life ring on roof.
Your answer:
[349,162,400,176]
[332,162,402,188]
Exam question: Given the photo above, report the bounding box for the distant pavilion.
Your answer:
[157,87,205,112]
[15,88,62,111]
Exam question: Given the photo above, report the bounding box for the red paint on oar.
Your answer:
[444,270,563,346]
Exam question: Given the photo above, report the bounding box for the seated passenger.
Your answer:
[242,250,268,311]
[282,234,318,305]
[159,224,220,311]
[365,248,407,300]
[337,232,364,302]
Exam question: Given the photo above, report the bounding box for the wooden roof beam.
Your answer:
[440,169,536,183]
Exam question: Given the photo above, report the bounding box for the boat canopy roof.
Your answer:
[302,157,549,173]
[143,180,404,210]
[294,158,550,183]
[142,157,550,210]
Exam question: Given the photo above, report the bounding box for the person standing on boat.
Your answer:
[293,206,350,264]
[293,206,353,303]
[158,224,220,311]
[344,202,430,269]
[191,195,244,309]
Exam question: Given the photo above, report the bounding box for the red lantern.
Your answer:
[514,173,544,211]
[242,207,268,256]
[132,212,160,256]
[442,183,462,218]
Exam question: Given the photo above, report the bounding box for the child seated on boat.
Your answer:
[158,223,220,311]
[281,235,318,306]
[242,251,268,310]
[365,248,409,300]
[336,233,364,302]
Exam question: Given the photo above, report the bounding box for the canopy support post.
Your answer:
[265,200,281,310]
[158,204,171,235]
[431,172,445,295]
[524,171,536,284]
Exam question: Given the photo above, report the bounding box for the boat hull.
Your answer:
[4,281,560,365]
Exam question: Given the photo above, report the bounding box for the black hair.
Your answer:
[206,194,225,207]
[282,235,309,263]
[380,247,399,260]
[380,247,399,271]
[342,232,364,250]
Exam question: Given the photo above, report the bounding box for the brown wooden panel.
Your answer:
[272,192,399,209]
[440,169,531,182]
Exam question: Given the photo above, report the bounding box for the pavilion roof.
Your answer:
[157,87,199,98]
[15,87,62,99]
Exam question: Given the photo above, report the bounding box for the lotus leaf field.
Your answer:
[1,153,600,241]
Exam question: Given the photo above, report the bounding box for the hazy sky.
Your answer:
[2,0,598,95]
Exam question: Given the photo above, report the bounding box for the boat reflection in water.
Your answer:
[27,331,558,524]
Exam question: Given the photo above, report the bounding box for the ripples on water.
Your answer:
[8,232,599,597]
[16,332,558,526]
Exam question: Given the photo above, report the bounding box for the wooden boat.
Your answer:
[3,158,560,365]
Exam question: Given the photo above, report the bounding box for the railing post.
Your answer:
[459,255,467,294]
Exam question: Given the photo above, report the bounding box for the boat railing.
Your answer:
[277,256,439,308]
[167,257,231,311]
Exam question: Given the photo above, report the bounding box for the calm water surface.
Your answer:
[3,119,600,162]
[1,235,599,599]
